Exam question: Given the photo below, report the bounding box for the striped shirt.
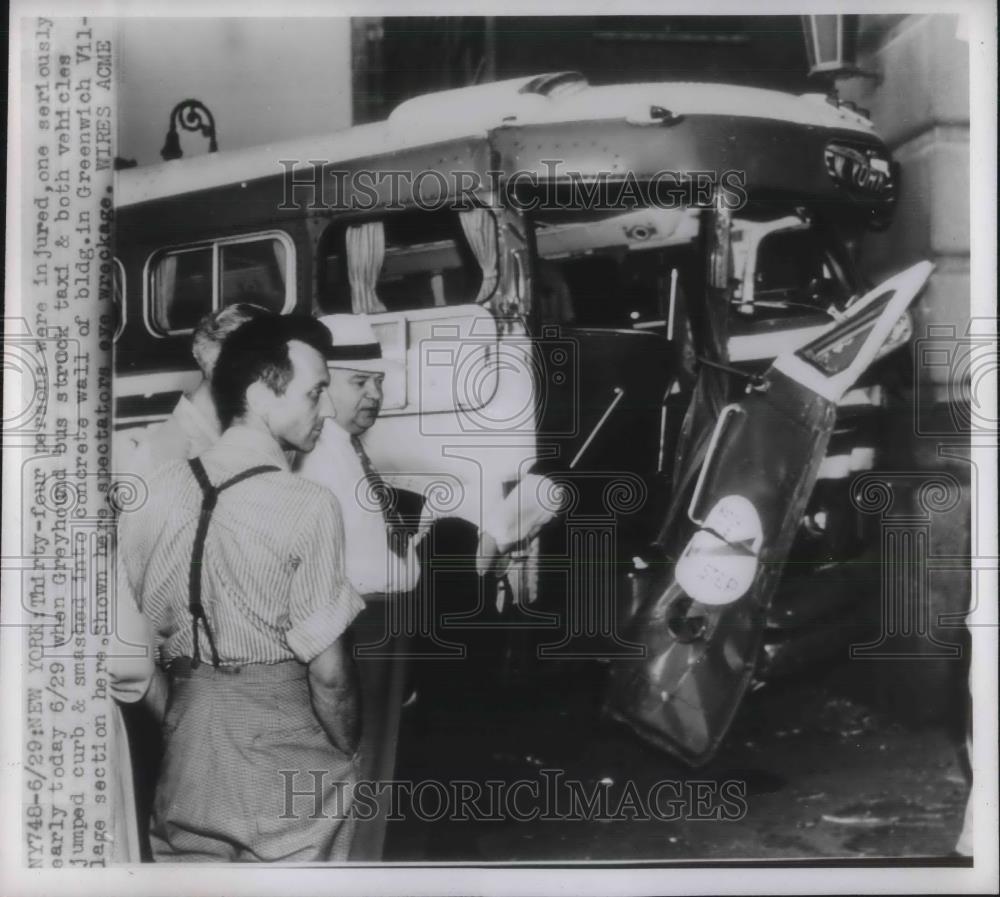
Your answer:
[118,425,364,667]
[113,393,218,702]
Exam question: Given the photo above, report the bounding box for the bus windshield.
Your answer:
[531,206,861,330]
[531,207,700,329]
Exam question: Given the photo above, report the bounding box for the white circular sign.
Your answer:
[675,494,763,607]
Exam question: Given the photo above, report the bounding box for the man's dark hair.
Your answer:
[212,314,333,429]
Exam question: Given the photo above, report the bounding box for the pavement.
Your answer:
[386,655,970,862]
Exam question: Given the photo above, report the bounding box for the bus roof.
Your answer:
[116,73,879,209]
[388,73,876,134]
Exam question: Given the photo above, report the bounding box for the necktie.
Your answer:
[351,436,407,556]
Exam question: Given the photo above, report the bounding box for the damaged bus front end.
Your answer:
[113,72,929,767]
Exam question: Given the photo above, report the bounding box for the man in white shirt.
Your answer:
[297,315,419,861]
[298,314,564,860]
[298,316,422,596]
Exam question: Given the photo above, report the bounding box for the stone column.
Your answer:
[837,14,978,727]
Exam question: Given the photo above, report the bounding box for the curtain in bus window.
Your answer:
[153,255,177,330]
[346,222,388,314]
[272,241,287,289]
[458,208,499,303]
[429,273,447,307]
[112,260,125,341]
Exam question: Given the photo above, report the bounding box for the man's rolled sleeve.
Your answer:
[109,544,157,704]
[286,492,365,663]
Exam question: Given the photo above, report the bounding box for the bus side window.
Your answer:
[220,237,289,313]
[148,232,294,334]
[316,224,353,313]
[151,246,213,333]
[316,210,494,315]
[753,228,847,313]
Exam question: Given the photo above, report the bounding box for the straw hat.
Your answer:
[316,314,386,373]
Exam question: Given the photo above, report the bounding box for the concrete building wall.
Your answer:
[840,14,971,398]
[838,14,973,729]
[352,16,815,124]
[118,17,352,167]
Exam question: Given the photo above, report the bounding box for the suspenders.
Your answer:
[186,458,280,669]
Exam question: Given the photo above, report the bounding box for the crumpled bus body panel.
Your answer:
[605,263,933,765]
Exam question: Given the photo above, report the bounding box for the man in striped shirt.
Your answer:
[114,302,271,716]
[118,315,365,862]
[110,303,268,862]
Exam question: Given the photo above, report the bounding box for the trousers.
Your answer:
[151,659,357,862]
[349,598,411,861]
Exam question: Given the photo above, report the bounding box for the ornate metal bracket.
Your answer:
[161,99,219,161]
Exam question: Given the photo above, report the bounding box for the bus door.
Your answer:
[314,206,539,535]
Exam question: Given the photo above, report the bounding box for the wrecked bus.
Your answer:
[113,72,930,765]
